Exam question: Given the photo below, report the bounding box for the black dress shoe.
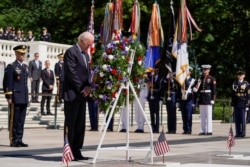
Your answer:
[19,142,28,147]
[206,132,213,135]
[41,112,46,116]
[74,156,89,161]
[89,128,98,131]
[187,132,192,134]
[119,129,126,132]
[10,143,19,147]
[134,129,144,133]
[182,132,187,134]
[47,112,54,115]
[107,129,113,132]
[199,132,205,135]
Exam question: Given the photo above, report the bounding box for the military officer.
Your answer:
[54,53,64,103]
[231,70,250,137]
[3,45,29,147]
[193,64,216,135]
[40,27,51,42]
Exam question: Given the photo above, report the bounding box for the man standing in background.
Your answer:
[28,52,42,103]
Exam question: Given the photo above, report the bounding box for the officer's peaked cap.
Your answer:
[236,70,245,75]
[13,45,27,54]
[57,53,64,58]
[201,64,211,69]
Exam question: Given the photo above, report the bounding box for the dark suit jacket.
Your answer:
[54,61,64,82]
[64,45,90,101]
[41,69,55,91]
[28,59,42,80]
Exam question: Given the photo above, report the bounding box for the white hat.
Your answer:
[201,64,211,69]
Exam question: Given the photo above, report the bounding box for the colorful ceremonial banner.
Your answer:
[145,2,164,69]
[129,0,141,41]
[87,0,95,59]
[172,0,201,86]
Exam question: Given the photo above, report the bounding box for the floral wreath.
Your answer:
[91,36,146,113]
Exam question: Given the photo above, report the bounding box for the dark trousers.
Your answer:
[10,104,27,144]
[106,114,114,131]
[166,94,176,133]
[180,100,193,133]
[148,99,159,132]
[88,99,98,130]
[64,97,86,158]
[234,106,246,136]
[31,79,40,101]
[41,90,52,113]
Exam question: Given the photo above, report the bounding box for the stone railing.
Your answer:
[0,39,72,92]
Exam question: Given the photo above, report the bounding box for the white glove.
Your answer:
[159,100,163,105]
[210,100,215,105]
[176,102,180,108]
[246,107,249,111]
[193,87,198,92]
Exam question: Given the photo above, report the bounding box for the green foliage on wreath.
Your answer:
[90,37,146,113]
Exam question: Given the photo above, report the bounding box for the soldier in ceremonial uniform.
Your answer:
[40,27,51,42]
[3,45,29,147]
[179,66,196,134]
[54,53,64,103]
[147,64,164,133]
[193,64,216,135]
[164,68,179,134]
[231,70,250,137]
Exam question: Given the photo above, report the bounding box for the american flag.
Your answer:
[227,126,235,148]
[154,131,170,156]
[62,137,74,164]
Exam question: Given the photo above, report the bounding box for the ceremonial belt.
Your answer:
[200,90,211,93]
[166,91,176,94]
[235,93,245,97]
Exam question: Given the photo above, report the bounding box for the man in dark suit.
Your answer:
[40,60,55,116]
[63,31,94,161]
[28,52,42,102]
[3,45,29,147]
[54,53,64,103]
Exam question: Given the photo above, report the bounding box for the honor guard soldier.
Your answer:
[146,63,164,133]
[54,53,64,103]
[3,45,29,147]
[231,70,250,137]
[193,64,216,135]
[179,66,196,134]
[164,66,179,134]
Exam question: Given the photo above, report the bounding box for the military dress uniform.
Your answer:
[164,72,179,134]
[194,64,216,135]
[147,70,164,133]
[54,53,64,103]
[3,45,29,147]
[179,66,196,134]
[231,70,250,137]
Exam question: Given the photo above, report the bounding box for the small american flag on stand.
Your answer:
[62,136,74,165]
[154,131,170,156]
[227,125,235,148]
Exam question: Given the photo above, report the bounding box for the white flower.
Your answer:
[102,64,108,71]
[108,55,114,60]
[107,85,112,90]
[99,72,104,77]
[125,46,130,52]
[102,52,107,58]
[99,94,103,99]
[138,61,142,65]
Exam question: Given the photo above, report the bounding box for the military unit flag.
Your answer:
[227,126,235,148]
[154,131,170,156]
